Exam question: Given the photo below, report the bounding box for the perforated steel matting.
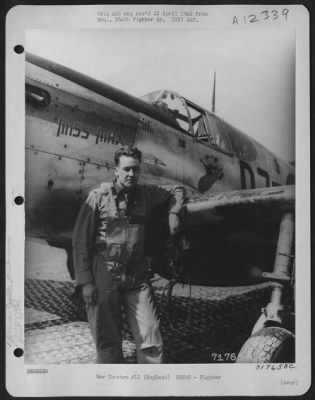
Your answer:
[25,276,275,364]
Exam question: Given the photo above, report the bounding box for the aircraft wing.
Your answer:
[184,185,295,226]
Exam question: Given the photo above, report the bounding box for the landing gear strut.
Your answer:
[237,212,295,363]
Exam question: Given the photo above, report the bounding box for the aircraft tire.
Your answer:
[236,327,295,363]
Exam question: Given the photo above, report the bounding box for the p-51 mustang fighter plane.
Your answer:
[25,52,295,363]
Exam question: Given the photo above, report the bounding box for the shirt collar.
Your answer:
[112,180,138,197]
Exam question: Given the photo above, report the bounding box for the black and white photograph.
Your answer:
[5,4,311,397]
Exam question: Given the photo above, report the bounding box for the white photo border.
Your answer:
[5,4,311,397]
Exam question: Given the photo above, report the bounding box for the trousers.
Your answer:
[86,253,164,363]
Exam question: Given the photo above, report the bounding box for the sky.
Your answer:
[26,27,295,162]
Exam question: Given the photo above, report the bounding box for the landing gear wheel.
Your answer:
[236,327,295,363]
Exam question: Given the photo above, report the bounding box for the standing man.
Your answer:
[73,147,185,363]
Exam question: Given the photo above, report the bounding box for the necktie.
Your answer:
[117,193,128,217]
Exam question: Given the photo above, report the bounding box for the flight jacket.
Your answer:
[72,182,186,286]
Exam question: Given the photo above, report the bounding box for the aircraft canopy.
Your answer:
[142,90,257,162]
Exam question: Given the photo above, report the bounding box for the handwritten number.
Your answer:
[272,10,279,20]
[282,8,289,20]
[256,363,295,371]
[261,10,269,20]
[248,14,258,23]
[234,8,289,25]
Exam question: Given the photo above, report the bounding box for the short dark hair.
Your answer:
[114,147,142,166]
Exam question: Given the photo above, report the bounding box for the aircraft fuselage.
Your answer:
[25,53,294,251]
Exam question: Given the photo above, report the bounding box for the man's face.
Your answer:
[114,156,141,190]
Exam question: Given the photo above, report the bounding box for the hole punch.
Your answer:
[14,196,24,205]
[14,45,24,54]
[14,348,24,357]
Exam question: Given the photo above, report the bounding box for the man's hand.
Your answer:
[82,283,97,305]
[169,212,181,235]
